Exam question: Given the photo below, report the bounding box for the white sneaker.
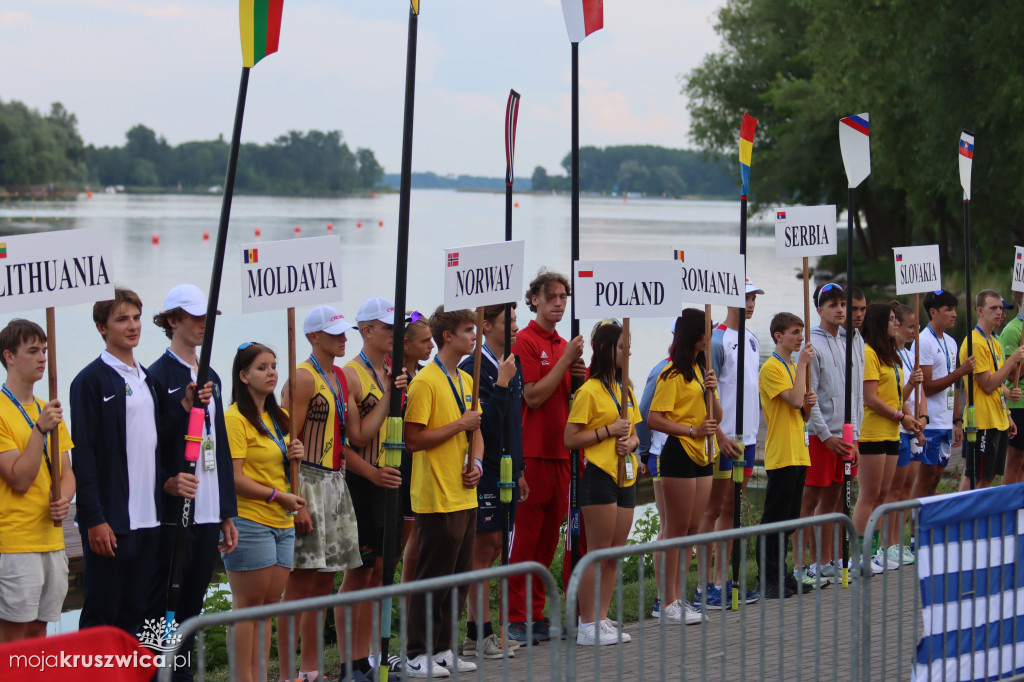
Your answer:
[873,550,900,571]
[600,619,631,643]
[661,599,684,624]
[576,621,617,646]
[405,654,450,679]
[683,602,705,625]
[432,649,476,673]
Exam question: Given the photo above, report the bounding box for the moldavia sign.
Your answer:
[240,236,342,313]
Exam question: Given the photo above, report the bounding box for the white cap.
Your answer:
[745,278,765,295]
[161,284,218,316]
[303,305,356,335]
[356,296,396,324]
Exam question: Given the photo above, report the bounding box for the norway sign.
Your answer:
[240,236,343,313]
[573,260,683,319]
[443,240,525,310]
[774,205,838,259]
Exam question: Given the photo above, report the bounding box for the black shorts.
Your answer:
[659,436,714,478]
[399,447,414,521]
[579,463,637,508]
[346,470,400,567]
[965,428,1009,480]
[1009,409,1024,450]
[476,471,520,532]
[859,440,900,456]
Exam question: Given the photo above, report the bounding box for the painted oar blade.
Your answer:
[738,113,757,197]
[839,113,871,188]
[410,0,420,15]
[959,129,975,201]
[560,0,603,42]
[240,0,284,69]
[505,90,521,186]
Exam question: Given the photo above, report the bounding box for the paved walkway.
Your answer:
[449,565,918,682]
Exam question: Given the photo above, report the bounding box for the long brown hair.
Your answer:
[661,308,705,383]
[231,343,292,436]
[862,303,900,368]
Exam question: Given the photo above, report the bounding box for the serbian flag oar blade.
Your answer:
[380,2,420,679]
[731,113,756,610]
[838,112,869,587]
[561,0,603,575]
[960,129,978,488]
[164,0,283,643]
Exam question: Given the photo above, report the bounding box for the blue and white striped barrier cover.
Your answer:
[914,483,1024,681]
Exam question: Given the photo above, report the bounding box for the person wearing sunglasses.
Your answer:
[223,341,305,682]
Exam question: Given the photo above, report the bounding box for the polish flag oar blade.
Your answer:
[560,0,603,42]
[959,129,975,201]
[839,113,871,189]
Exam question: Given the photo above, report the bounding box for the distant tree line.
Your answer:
[0,100,87,187]
[530,145,734,197]
[381,171,533,191]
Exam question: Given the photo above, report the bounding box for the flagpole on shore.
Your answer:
[959,130,977,490]
[732,112,756,609]
[838,113,870,588]
[380,3,420,676]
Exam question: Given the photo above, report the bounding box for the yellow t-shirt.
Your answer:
[226,404,293,529]
[758,355,809,469]
[861,345,904,442]
[649,363,719,466]
[567,378,641,486]
[405,361,477,514]
[960,329,1009,431]
[0,397,73,553]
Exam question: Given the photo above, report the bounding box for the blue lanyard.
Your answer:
[359,351,385,393]
[308,354,347,443]
[771,353,795,387]
[600,378,623,413]
[257,412,289,481]
[926,325,952,374]
[1,385,51,473]
[164,349,211,436]
[434,356,467,414]
[894,363,903,404]
[976,325,1001,371]
[693,362,708,398]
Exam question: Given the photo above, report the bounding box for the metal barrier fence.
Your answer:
[564,512,863,682]
[160,560,561,682]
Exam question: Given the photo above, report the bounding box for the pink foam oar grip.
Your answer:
[184,407,205,463]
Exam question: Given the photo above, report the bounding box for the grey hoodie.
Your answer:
[809,325,864,441]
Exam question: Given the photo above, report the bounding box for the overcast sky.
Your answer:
[1,1,725,177]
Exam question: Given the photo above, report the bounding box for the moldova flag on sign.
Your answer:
[240,0,283,68]
[447,253,459,268]
[243,248,258,264]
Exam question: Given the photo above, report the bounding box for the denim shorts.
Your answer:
[222,516,295,572]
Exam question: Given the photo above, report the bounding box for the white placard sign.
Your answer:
[674,248,745,308]
[0,227,114,314]
[240,236,342,313]
[892,244,942,295]
[773,205,838,259]
[573,260,683,319]
[443,240,525,310]
[1013,246,1024,294]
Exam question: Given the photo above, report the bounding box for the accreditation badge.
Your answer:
[946,388,955,411]
[625,453,635,481]
[203,437,216,470]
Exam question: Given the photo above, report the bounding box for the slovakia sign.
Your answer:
[0,227,113,314]
[240,236,342,313]
[1012,246,1024,294]
[674,248,745,308]
[892,245,942,296]
[443,240,525,310]
[573,260,682,319]
[774,205,838,259]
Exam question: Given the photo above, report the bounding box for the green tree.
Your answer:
[531,165,549,191]
[356,147,383,189]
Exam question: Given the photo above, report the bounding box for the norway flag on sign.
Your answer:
[560,0,603,42]
[447,252,459,268]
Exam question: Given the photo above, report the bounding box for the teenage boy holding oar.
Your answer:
[0,319,75,642]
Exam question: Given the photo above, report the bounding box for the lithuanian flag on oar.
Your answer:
[240,0,284,68]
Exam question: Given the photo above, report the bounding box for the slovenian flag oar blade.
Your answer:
[959,129,975,201]
[240,0,284,68]
[560,0,603,42]
[739,113,757,198]
[505,90,521,186]
[839,113,871,189]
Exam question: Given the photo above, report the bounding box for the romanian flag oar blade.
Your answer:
[166,0,283,643]
[560,0,603,43]
[732,112,756,610]
[960,130,977,487]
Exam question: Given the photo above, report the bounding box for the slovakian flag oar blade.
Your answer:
[959,129,975,201]
[739,113,757,197]
[560,0,603,42]
[240,0,284,68]
[839,113,871,189]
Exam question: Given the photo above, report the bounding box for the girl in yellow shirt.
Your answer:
[853,305,923,560]
[565,320,640,646]
[223,342,305,682]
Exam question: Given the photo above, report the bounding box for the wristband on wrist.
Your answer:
[595,429,602,443]
[689,425,694,438]
[474,458,483,473]
[266,488,278,503]
[605,426,611,440]
[35,422,47,435]
[953,418,964,425]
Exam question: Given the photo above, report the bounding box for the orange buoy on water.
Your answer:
[514,202,520,208]
[151,234,160,245]
[87,191,93,199]
[378,220,383,227]
[203,231,210,241]
[294,225,301,234]
[357,222,362,229]
[255,228,261,237]
[371,192,377,198]
[327,222,333,232]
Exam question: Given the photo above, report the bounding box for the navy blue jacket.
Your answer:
[146,352,237,523]
[459,351,524,479]
[70,356,168,534]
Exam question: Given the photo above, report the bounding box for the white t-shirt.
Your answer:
[911,325,957,430]
[711,324,760,442]
[101,351,159,530]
